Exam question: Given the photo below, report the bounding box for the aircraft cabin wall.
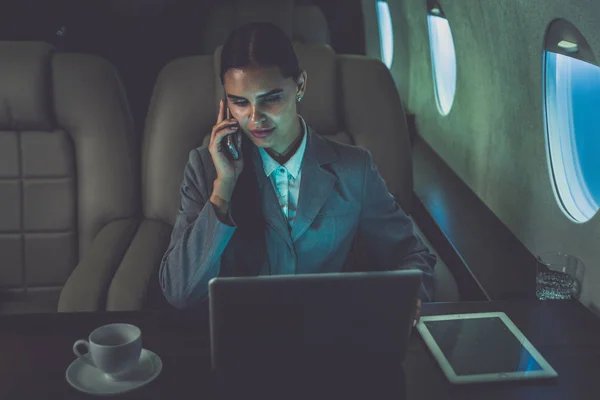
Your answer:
[364,0,600,309]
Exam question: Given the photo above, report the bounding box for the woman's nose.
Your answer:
[250,106,267,124]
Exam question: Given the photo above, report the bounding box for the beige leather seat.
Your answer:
[105,42,458,310]
[0,41,141,314]
[200,0,331,54]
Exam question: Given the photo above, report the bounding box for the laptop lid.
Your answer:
[208,270,422,379]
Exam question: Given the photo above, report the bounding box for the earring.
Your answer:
[297,96,302,102]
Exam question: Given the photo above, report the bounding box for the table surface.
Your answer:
[0,300,599,400]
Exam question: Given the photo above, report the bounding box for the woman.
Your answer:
[159,22,435,318]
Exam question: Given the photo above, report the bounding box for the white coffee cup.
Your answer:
[73,323,142,381]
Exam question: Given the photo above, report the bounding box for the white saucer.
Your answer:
[66,349,162,396]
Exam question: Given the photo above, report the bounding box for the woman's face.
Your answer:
[223,65,307,155]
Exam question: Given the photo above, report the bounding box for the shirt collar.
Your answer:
[259,115,308,179]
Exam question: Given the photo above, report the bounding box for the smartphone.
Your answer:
[223,102,240,161]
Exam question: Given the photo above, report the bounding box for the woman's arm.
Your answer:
[358,150,436,302]
[159,149,237,309]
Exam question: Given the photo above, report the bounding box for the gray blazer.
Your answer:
[159,126,436,309]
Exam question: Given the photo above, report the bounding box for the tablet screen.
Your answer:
[423,316,543,375]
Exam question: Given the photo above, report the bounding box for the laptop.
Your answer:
[208,270,422,393]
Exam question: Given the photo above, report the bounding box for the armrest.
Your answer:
[106,219,173,311]
[412,220,460,302]
[57,218,140,312]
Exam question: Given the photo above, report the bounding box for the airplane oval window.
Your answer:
[427,1,457,116]
[543,19,600,223]
[376,1,394,69]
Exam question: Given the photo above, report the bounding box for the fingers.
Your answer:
[211,120,238,143]
[211,99,239,151]
[236,130,242,148]
[413,299,422,327]
[217,99,225,124]
[211,125,239,151]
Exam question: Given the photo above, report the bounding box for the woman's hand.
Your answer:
[413,299,422,327]
[208,99,244,201]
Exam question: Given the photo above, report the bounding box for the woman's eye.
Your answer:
[265,96,282,103]
[233,100,248,106]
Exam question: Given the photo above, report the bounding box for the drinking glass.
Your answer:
[536,253,584,300]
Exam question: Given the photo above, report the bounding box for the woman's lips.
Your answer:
[250,127,275,138]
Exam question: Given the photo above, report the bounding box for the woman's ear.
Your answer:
[296,70,307,101]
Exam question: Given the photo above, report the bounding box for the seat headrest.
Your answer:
[213,43,339,135]
[108,0,177,16]
[232,0,294,35]
[201,0,295,54]
[293,6,331,45]
[0,42,54,130]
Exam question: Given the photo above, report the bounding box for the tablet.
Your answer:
[416,312,558,384]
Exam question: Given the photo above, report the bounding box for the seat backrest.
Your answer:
[0,41,139,291]
[142,54,216,225]
[295,43,413,212]
[142,42,413,227]
[335,51,413,212]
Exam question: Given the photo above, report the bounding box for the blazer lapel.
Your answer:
[252,147,293,245]
[291,127,339,242]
